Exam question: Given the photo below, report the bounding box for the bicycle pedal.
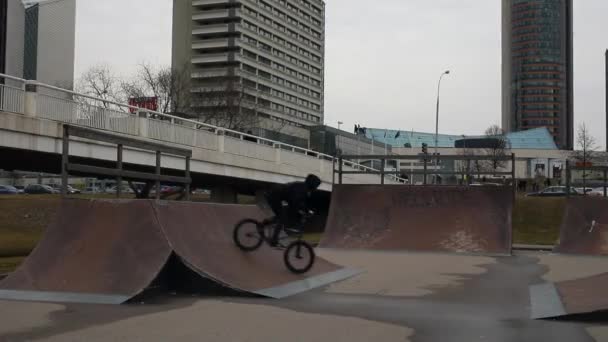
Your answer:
[271,243,287,250]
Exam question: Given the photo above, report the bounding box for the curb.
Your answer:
[512,244,554,252]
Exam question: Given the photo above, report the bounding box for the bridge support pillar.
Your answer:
[218,132,225,153]
[24,85,37,117]
[274,144,281,164]
[137,111,148,138]
[210,185,237,204]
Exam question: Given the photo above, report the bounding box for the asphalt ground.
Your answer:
[0,250,607,342]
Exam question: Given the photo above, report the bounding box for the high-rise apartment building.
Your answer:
[172,0,325,143]
[502,0,573,149]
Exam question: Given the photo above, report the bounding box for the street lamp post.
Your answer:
[434,70,450,184]
[462,134,468,185]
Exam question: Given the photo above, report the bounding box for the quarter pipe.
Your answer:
[0,199,357,304]
[554,197,608,256]
[320,185,513,254]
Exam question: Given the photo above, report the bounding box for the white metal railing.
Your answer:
[0,73,404,183]
[0,74,26,114]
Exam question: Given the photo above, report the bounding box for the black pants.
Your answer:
[266,197,300,245]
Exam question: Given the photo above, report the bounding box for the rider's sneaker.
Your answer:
[284,228,302,235]
[269,240,286,249]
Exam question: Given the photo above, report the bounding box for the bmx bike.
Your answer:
[233,213,316,274]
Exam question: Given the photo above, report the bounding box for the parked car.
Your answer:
[24,184,58,194]
[47,184,81,194]
[13,186,25,194]
[588,188,608,197]
[526,186,581,197]
[0,185,18,195]
[106,185,134,194]
[83,187,103,194]
[575,187,594,195]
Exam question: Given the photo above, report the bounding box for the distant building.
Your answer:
[502,0,574,150]
[309,125,390,156]
[364,127,568,184]
[1,0,25,85]
[0,0,75,90]
[23,0,76,89]
[172,0,325,145]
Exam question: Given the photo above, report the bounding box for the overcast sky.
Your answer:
[74,0,608,149]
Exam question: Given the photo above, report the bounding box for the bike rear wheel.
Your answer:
[233,219,264,251]
[284,240,315,274]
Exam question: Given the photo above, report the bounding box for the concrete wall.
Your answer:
[4,0,25,82]
[171,0,192,79]
[36,0,76,89]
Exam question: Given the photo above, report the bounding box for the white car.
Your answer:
[575,187,594,194]
[588,188,607,197]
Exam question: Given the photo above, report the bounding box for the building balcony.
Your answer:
[193,0,232,7]
[192,9,239,22]
[192,39,231,50]
[192,24,231,36]
[192,53,233,64]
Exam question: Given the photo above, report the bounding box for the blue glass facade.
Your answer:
[503,0,573,150]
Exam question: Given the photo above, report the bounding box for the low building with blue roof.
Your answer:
[364,127,558,150]
[354,127,567,184]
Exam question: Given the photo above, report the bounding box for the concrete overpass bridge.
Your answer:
[0,73,401,200]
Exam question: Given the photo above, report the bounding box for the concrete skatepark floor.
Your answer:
[0,250,607,342]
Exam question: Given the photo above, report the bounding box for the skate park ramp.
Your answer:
[320,185,513,254]
[153,201,358,298]
[0,199,358,304]
[530,272,608,319]
[553,197,608,256]
[0,200,172,304]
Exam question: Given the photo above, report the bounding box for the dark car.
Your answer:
[0,185,18,195]
[526,186,580,197]
[24,184,58,194]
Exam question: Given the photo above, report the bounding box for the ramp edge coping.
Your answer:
[253,267,363,299]
[0,289,130,305]
[529,282,567,319]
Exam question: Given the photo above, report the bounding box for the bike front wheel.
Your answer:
[284,240,315,274]
[233,219,264,252]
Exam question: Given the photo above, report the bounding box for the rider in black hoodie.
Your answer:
[264,174,322,246]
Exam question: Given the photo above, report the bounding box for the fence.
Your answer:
[0,75,25,114]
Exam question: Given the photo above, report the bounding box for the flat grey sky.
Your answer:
[74,0,608,149]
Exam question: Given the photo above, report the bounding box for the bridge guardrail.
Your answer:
[0,73,404,183]
[0,75,26,114]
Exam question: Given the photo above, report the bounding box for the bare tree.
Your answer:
[76,65,124,108]
[484,125,509,173]
[189,76,262,132]
[573,123,597,193]
[121,63,191,115]
[78,63,287,138]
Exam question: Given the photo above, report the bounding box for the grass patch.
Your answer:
[0,256,26,274]
[303,232,323,244]
[513,196,565,245]
[0,194,567,263]
[0,196,59,257]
